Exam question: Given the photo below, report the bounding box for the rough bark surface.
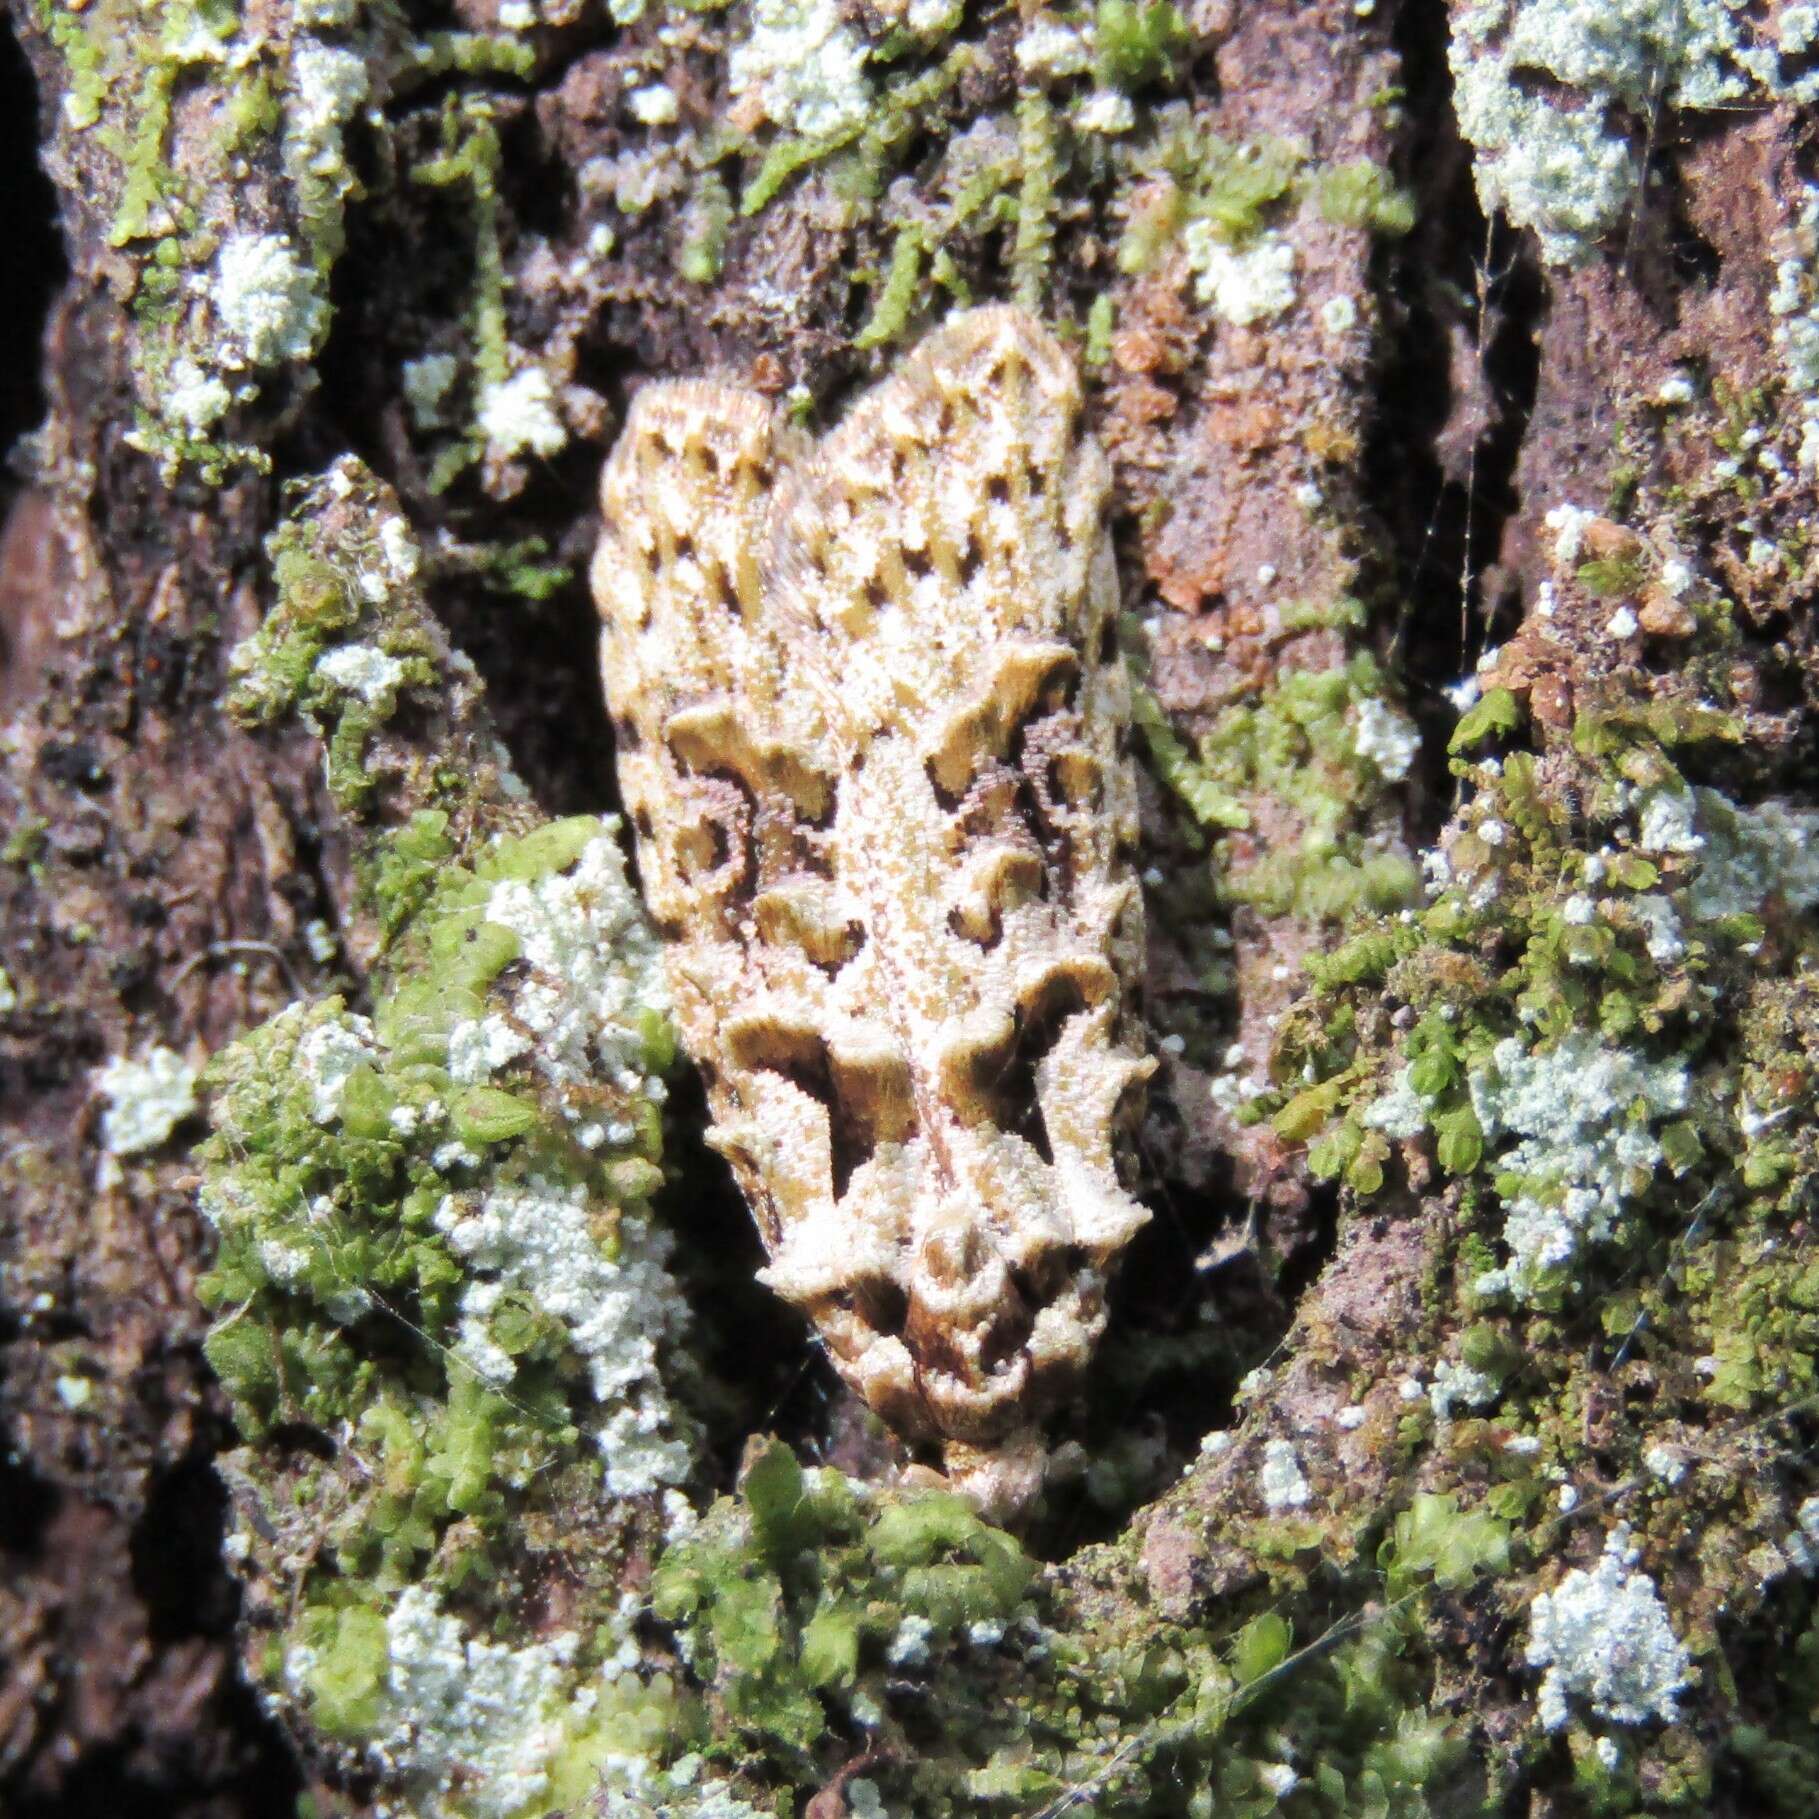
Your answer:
[3,1,1818,1815]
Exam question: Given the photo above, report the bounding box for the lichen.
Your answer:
[1467,1030,1691,1302]
[29,0,537,480]
[94,1042,200,1155]
[200,461,703,1816]
[1449,0,1819,264]
[1526,1526,1692,1732]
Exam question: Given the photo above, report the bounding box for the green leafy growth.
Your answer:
[679,173,734,283]
[1306,925,1421,989]
[1449,686,1522,753]
[1094,0,1192,92]
[1188,132,1302,239]
[652,1463,1034,1769]
[1120,127,1301,271]
[1317,159,1417,235]
[1380,1493,1511,1600]
[1577,553,1646,598]
[1192,657,1422,919]
[855,225,928,350]
[413,97,509,491]
[400,29,538,83]
[741,126,864,216]
[1133,684,1251,830]
[227,509,438,810]
[300,1603,391,1738]
[1012,91,1058,310]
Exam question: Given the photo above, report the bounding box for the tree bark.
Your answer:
[4,1,1818,1815]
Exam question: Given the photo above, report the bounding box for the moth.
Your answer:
[592,305,1153,1518]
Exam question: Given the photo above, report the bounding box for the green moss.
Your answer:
[1317,158,1417,236]
[412,96,515,491]
[199,462,703,1814]
[1133,682,1251,832]
[644,1436,1499,1813]
[2,817,49,867]
[301,1603,392,1738]
[1118,125,1302,273]
[1180,655,1422,920]
[1094,0,1192,91]
[1380,1492,1511,1597]
[678,171,734,282]
[1011,90,1058,310]
[1449,685,1522,752]
[855,223,928,350]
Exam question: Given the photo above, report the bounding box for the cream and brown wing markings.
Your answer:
[592,307,1153,1518]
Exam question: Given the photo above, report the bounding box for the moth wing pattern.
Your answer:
[594,307,1154,1518]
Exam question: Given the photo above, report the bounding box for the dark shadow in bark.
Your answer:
[1368,0,1543,826]
[0,1442,58,1556]
[0,19,63,489]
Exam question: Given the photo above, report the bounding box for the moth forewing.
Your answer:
[594,306,1153,1521]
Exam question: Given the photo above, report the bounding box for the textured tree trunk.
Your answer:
[4,2,1818,1815]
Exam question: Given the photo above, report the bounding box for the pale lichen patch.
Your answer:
[435,1176,694,1498]
[95,1044,200,1155]
[212,233,329,371]
[1526,1527,1691,1732]
[1469,1032,1689,1302]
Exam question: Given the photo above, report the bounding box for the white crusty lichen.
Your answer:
[288,1581,770,1819]
[1015,17,1093,76]
[1362,1064,1432,1139]
[95,1044,200,1155]
[1637,783,1819,921]
[476,365,569,461]
[728,0,872,139]
[212,233,329,370]
[1785,1496,1819,1573]
[1319,293,1359,337]
[1469,1030,1689,1301]
[627,82,680,126]
[1351,695,1421,781]
[1181,223,1297,324]
[1428,1359,1499,1422]
[353,1584,588,1819]
[1526,1526,1691,1731]
[163,357,233,432]
[1543,501,1596,564]
[286,40,370,177]
[1259,1437,1312,1511]
[885,1613,938,1669]
[314,643,406,706]
[435,1175,694,1497]
[403,352,461,429]
[1450,0,1819,265]
[447,832,669,1135]
[1075,89,1136,133]
[295,1010,380,1124]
